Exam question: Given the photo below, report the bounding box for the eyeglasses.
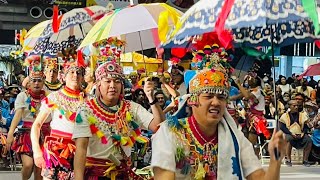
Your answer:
[295,98,304,101]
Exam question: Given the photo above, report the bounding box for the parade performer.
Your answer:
[6,55,48,180]
[43,58,63,94]
[84,67,96,97]
[151,45,286,180]
[236,71,270,156]
[72,60,165,180]
[31,60,85,179]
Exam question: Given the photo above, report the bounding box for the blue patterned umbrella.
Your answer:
[233,19,320,47]
[163,0,317,48]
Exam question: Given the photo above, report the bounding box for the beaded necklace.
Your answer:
[26,89,46,118]
[44,81,62,91]
[174,116,218,179]
[44,86,83,122]
[78,98,141,147]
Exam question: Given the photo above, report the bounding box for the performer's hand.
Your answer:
[6,133,14,150]
[268,130,286,162]
[144,78,155,102]
[34,152,46,169]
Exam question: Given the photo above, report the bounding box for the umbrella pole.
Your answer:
[138,31,147,74]
[270,25,280,160]
[238,55,247,78]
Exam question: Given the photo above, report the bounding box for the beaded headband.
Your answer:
[95,61,124,81]
[186,44,234,97]
[63,60,83,75]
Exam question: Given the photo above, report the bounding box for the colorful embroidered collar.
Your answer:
[168,116,218,179]
[44,81,62,91]
[43,87,84,122]
[76,98,141,147]
[26,89,46,118]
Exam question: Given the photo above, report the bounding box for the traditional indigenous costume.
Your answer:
[73,61,153,180]
[39,61,85,179]
[151,45,262,180]
[245,74,270,139]
[43,58,63,94]
[11,55,49,157]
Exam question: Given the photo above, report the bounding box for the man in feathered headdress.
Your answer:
[73,59,165,179]
[7,55,48,180]
[151,45,286,180]
[43,57,63,94]
[31,57,86,179]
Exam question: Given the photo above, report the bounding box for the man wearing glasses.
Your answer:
[280,100,313,167]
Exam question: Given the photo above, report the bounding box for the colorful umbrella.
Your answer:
[299,62,320,78]
[162,0,317,48]
[30,5,107,57]
[78,3,183,53]
[22,20,51,53]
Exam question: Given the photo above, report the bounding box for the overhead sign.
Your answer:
[53,0,86,7]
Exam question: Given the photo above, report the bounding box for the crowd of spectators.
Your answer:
[1,66,320,169]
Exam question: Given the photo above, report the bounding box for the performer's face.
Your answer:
[98,77,122,101]
[29,78,44,93]
[192,93,227,126]
[65,68,83,90]
[45,69,58,83]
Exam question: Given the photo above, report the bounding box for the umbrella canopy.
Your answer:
[29,5,107,57]
[162,0,316,48]
[78,3,183,52]
[22,20,51,53]
[233,19,320,47]
[299,62,320,78]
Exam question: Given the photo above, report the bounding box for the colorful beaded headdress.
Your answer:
[185,44,234,97]
[44,57,59,71]
[24,55,44,80]
[56,45,83,74]
[92,37,126,81]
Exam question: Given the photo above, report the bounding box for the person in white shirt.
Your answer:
[152,45,286,180]
[73,61,165,179]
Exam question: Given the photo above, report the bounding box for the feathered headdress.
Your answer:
[24,55,44,79]
[93,38,126,81]
[185,44,234,97]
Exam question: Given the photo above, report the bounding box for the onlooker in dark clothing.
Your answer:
[133,88,150,110]
[154,91,166,110]
[308,76,317,89]
[295,93,306,112]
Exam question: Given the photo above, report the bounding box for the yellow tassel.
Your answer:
[127,137,134,147]
[126,111,132,121]
[120,137,128,146]
[30,107,36,113]
[194,162,206,180]
[96,131,104,138]
[88,116,97,124]
[131,130,137,138]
